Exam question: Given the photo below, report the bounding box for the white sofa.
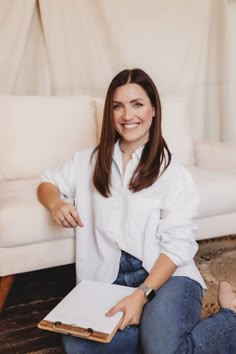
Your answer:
[0,95,236,310]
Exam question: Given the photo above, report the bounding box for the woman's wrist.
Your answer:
[48,198,64,212]
[134,288,148,305]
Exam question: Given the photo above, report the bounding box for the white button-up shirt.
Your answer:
[41,142,206,289]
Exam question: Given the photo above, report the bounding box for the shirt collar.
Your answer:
[113,140,144,162]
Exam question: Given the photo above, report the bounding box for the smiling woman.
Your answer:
[112,84,154,152]
[112,83,155,174]
[37,68,236,354]
[92,68,171,198]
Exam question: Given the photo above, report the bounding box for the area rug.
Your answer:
[195,235,236,318]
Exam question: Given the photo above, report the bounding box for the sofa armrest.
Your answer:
[193,140,236,173]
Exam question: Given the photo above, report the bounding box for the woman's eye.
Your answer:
[134,102,143,108]
[113,104,121,110]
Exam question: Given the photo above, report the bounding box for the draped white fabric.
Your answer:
[0,0,235,142]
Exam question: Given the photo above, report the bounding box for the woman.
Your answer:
[38,68,236,353]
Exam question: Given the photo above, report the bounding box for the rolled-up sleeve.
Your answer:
[41,154,79,200]
[157,165,200,267]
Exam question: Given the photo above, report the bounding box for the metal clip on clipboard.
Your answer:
[52,321,94,338]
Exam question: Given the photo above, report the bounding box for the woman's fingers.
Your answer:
[106,293,144,330]
[53,203,84,228]
[106,302,123,317]
[59,217,70,228]
[69,206,84,227]
[119,314,134,330]
[106,302,130,330]
[62,211,79,228]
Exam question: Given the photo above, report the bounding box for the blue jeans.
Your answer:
[62,251,236,354]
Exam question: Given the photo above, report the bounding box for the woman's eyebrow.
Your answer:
[112,98,145,103]
[130,98,145,103]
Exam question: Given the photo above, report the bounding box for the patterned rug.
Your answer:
[195,235,236,318]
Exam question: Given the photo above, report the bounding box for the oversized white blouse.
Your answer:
[41,141,206,289]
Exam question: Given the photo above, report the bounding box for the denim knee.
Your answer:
[140,276,202,354]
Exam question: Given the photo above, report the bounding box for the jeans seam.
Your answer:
[181,278,190,335]
[194,324,236,349]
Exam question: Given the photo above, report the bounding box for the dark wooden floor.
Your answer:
[0,264,76,354]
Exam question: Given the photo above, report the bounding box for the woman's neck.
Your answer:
[120,146,133,159]
[119,141,145,157]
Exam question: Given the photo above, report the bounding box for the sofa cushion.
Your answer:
[94,96,195,166]
[0,178,74,248]
[0,95,97,181]
[189,166,236,218]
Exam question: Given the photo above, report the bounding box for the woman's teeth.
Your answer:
[123,123,139,129]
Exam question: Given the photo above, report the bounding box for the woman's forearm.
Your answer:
[37,182,62,211]
[142,254,177,291]
[37,182,83,228]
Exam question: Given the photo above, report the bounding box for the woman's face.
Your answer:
[112,83,154,149]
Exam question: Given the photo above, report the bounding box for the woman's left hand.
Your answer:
[106,289,147,330]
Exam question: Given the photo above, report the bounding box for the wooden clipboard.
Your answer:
[38,317,123,343]
[38,280,135,343]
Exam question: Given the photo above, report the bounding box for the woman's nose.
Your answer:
[123,107,133,120]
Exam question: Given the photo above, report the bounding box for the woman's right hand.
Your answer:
[51,200,84,228]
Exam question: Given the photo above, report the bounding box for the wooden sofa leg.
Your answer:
[0,275,15,313]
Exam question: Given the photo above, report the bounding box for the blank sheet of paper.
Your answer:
[44,280,135,334]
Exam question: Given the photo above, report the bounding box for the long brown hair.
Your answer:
[93,68,171,197]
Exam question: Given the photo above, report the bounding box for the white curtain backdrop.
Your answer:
[0,0,235,142]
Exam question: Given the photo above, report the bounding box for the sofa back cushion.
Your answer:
[94,96,195,166]
[0,95,97,181]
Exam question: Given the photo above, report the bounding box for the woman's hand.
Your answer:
[51,200,84,228]
[106,289,147,330]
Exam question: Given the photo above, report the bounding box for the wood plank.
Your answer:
[0,297,61,322]
[0,265,75,353]
[4,266,75,310]
[0,326,65,353]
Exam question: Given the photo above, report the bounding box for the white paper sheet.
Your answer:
[44,280,135,334]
